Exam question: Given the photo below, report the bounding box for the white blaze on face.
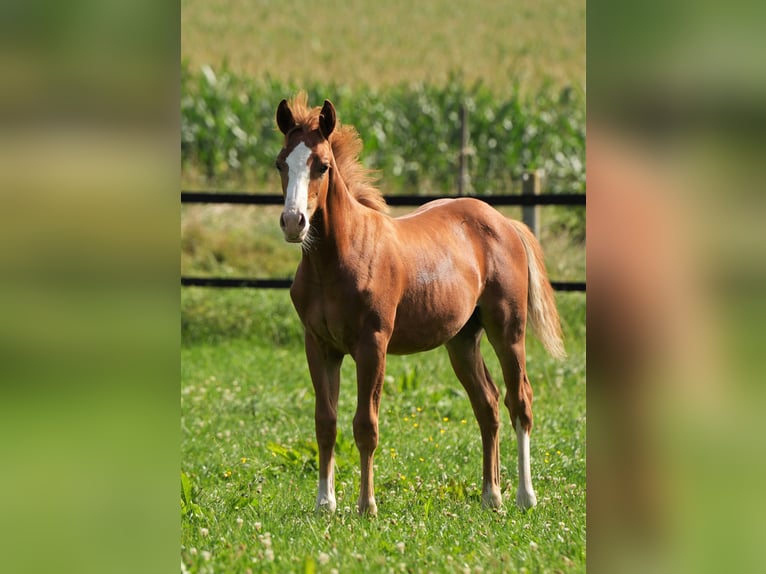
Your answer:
[281,142,312,241]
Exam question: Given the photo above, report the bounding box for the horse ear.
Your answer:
[319,99,336,139]
[276,99,295,134]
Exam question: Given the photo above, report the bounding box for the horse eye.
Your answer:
[319,163,329,174]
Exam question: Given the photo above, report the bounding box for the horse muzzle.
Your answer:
[280,209,308,243]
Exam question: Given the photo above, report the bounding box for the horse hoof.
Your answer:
[516,488,537,511]
[481,482,503,509]
[315,499,337,514]
[481,489,503,509]
[357,498,378,517]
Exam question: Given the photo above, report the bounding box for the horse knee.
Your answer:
[480,401,501,433]
[515,408,533,432]
[315,411,337,449]
[505,393,534,432]
[353,414,378,451]
[474,370,501,429]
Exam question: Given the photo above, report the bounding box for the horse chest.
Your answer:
[294,285,358,353]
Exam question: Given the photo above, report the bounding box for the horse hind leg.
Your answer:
[511,364,538,511]
[483,309,538,510]
[445,310,502,509]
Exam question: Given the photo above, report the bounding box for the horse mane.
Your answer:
[286,92,388,213]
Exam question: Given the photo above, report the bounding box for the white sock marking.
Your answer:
[316,470,336,512]
[516,416,538,509]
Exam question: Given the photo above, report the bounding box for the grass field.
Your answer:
[181,288,585,572]
[181,0,585,93]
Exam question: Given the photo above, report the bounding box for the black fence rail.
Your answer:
[181,276,585,292]
[180,191,586,207]
[181,190,586,292]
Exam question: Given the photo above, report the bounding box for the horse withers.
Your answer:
[275,93,566,516]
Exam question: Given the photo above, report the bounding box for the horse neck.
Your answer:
[308,158,362,262]
[326,160,355,242]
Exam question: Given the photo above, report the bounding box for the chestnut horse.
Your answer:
[275,93,565,516]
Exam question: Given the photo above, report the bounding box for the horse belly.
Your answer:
[387,281,476,354]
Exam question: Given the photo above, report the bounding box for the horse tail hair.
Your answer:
[510,220,567,360]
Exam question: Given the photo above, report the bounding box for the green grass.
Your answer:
[181,289,585,572]
[181,0,585,94]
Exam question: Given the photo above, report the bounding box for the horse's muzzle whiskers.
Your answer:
[301,226,318,253]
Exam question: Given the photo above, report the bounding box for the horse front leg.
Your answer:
[305,332,343,513]
[352,331,389,516]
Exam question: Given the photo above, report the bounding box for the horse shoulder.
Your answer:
[289,262,313,321]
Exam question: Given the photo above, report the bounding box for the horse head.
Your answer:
[275,98,337,243]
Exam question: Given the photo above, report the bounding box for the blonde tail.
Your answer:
[510,220,566,360]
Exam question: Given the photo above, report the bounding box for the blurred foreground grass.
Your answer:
[0,2,178,572]
[587,1,766,572]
